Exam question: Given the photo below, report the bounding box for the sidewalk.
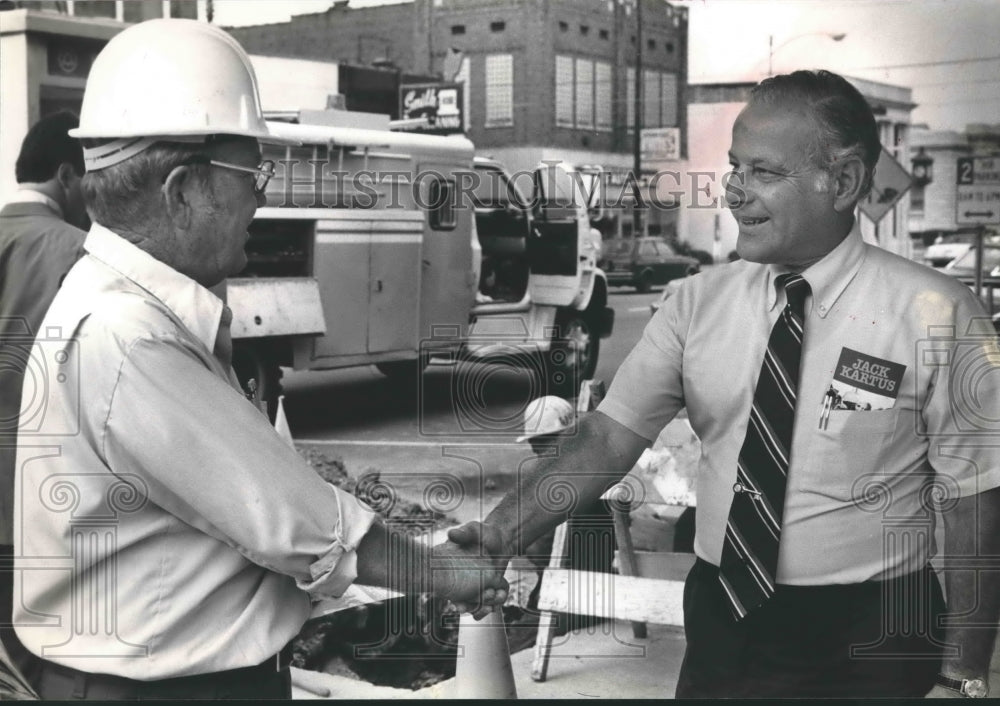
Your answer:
[293,618,1000,700]
[291,620,687,699]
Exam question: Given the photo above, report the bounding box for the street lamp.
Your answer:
[768,31,846,77]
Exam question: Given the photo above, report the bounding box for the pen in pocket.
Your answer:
[819,393,832,430]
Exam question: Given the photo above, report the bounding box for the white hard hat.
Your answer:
[70,19,296,170]
[517,396,575,443]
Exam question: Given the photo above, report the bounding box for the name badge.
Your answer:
[819,348,907,427]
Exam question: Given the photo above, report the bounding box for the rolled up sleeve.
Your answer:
[295,483,377,596]
[104,335,379,597]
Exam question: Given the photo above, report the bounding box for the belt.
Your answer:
[34,643,294,700]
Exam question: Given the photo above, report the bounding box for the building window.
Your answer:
[555,56,611,133]
[626,67,635,133]
[665,41,674,53]
[490,21,506,33]
[559,21,569,32]
[451,25,466,35]
[626,68,678,131]
[580,25,590,36]
[595,62,612,130]
[556,55,574,127]
[647,39,656,50]
[456,56,471,131]
[643,69,659,128]
[660,72,677,126]
[575,58,594,129]
[599,28,609,41]
[485,54,514,127]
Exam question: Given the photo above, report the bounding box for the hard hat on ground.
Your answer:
[516,396,575,443]
[70,19,296,170]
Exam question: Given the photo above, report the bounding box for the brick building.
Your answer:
[228,0,688,238]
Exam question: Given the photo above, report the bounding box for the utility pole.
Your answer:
[632,0,643,238]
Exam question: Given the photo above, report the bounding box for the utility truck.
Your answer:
[226,110,613,415]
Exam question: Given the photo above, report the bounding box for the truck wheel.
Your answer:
[231,342,282,423]
[635,270,654,293]
[545,311,599,396]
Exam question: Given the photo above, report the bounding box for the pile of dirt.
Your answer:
[292,449,463,690]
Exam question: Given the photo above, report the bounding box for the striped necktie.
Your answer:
[719,273,810,620]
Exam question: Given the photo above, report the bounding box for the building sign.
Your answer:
[640,127,681,164]
[956,156,1000,226]
[859,147,912,223]
[47,38,103,79]
[398,82,464,134]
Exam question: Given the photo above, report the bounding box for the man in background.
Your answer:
[0,111,88,698]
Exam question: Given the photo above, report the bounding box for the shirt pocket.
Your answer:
[803,409,899,501]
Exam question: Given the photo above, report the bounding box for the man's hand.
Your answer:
[446,521,509,565]
[431,539,509,620]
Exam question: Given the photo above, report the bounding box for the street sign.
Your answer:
[859,147,912,223]
[398,82,464,134]
[956,156,1000,226]
[640,127,681,164]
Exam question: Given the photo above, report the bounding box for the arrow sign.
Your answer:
[956,156,1000,226]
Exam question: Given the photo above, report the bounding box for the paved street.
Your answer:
[279,287,669,521]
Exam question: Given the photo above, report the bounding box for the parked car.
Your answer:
[923,232,975,268]
[599,237,700,293]
[941,242,1000,319]
[942,242,1000,283]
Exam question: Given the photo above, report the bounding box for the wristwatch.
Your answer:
[936,674,989,698]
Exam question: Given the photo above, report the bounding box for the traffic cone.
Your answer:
[273,395,294,448]
[454,609,518,699]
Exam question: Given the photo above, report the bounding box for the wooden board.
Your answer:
[536,568,685,626]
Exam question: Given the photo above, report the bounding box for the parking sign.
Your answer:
[956,156,1000,226]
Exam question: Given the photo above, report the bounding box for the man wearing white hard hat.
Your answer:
[516,395,576,452]
[12,19,506,700]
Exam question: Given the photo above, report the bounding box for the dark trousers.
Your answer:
[31,654,291,701]
[0,544,41,690]
[675,557,946,698]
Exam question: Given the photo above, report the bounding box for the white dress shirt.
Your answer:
[600,224,1000,585]
[14,223,377,679]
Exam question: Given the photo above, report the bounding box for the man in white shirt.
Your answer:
[449,70,1000,698]
[13,19,505,700]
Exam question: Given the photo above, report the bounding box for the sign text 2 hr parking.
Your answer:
[956,156,1000,226]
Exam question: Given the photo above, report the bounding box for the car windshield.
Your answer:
[638,241,658,258]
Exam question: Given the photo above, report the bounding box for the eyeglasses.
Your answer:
[205,159,276,195]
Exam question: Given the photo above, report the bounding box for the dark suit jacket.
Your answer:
[0,201,86,546]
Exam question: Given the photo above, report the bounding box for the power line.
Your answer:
[847,54,1000,71]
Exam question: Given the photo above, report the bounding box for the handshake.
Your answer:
[431,521,511,619]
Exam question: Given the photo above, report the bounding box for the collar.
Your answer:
[4,188,64,219]
[765,220,867,318]
[83,223,226,351]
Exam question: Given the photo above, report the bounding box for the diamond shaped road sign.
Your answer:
[860,147,913,224]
